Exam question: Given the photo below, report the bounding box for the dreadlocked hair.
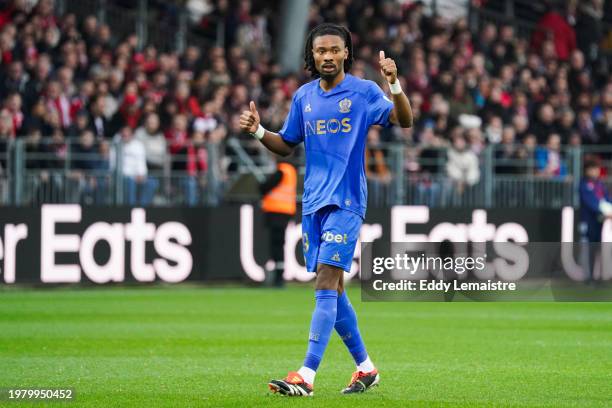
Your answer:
[304,23,354,78]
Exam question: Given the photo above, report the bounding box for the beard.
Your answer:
[318,64,341,81]
[319,72,338,82]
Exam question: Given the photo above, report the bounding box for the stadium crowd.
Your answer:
[0,0,610,205]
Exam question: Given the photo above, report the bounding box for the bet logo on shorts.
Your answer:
[321,231,348,244]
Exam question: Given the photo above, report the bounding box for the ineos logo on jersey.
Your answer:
[305,118,352,136]
[321,231,348,244]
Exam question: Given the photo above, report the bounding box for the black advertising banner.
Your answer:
[0,204,607,285]
[0,206,208,284]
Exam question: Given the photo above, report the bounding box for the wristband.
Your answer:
[251,124,265,140]
[389,80,402,95]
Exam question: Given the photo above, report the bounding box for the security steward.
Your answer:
[260,160,297,287]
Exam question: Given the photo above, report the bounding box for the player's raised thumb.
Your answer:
[249,101,257,114]
[379,50,385,60]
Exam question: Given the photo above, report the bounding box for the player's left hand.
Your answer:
[379,50,398,84]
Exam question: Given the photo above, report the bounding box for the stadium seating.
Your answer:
[0,0,610,207]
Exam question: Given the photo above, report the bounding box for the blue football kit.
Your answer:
[278,73,394,272]
[580,177,611,242]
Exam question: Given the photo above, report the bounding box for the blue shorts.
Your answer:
[301,205,363,273]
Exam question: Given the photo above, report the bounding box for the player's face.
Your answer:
[312,34,348,80]
[586,167,600,179]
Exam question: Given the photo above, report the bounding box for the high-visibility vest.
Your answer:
[262,162,297,215]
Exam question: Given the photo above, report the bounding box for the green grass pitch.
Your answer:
[1,285,611,407]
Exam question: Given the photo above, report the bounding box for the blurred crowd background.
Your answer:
[0,0,611,207]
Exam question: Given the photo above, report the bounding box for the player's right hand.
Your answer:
[239,101,261,134]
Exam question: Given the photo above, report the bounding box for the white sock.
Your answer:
[357,356,375,373]
[297,366,316,385]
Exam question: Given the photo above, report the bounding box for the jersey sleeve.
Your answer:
[580,181,601,214]
[278,94,304,145]
[366,81,394,128]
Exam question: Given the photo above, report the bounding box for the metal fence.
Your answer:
[1,137,611,208]
[400,144,581,208]
[0,139,13,205]
[9,138,221,207]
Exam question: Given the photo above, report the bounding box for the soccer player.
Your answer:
[239,23,413,396]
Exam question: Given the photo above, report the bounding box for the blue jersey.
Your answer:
[278,74,393,218]
[579,177,611,241]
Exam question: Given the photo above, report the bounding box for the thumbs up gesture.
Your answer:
[379,50,398,84]
[240,101,261,134]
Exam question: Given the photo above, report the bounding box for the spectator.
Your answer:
[173,81,202,119]
[556,108,576,143]
[576,109,598,145]
[466,127,485,156]
[476,22,497,55]
[530,103,557,144]
[519,133,538,175]
[494,126,520,175]
[71,80,96,117]
[0,110,14,140]
[531,2,576,61]
[595,108,612,146]
[428,94,451,139]
[134,112,167,173]
[448,78,475,120]
[72,130,100,172]
[480,85,511,123]
[2,92,23,136]
[535,133,567,178]
[88,95,111,139]
[165,113,189,155]
[44,80,71,129]
[0,60,28,96]
[187,130,209,206]
[0,112,11,172]
[23,98,48,135]
[24,130,45,170]
[0,128,6,201]
[45,130,68,171]
[575,0,604,65]
[71,130,107,204]
[111,126,158,206]
[484,116,503,144]
[113,83,142,130]
[23,54,52,109]
[512,114,530,141]
[446,129,480,200]
[67,110,90,139]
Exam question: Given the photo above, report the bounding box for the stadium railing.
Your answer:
[224,141,582,209]
[10,137,221,207]
[2,139,610,208]
[0,139,13,205]
[403,144,579,208]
